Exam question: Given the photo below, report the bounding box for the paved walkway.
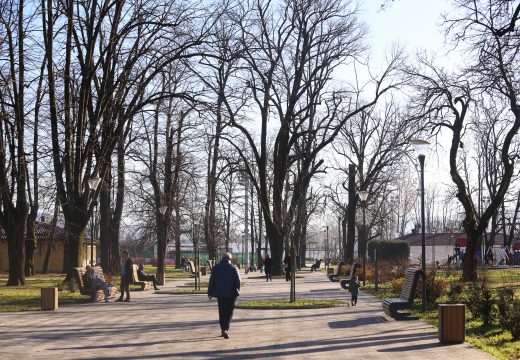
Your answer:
[0,271,495,359]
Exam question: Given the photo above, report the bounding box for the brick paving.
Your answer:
[0,270,495,359]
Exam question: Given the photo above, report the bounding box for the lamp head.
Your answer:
[88,177,101,191]
[159,206,167,215]
[410,139,430,157]
[357,190,369,202]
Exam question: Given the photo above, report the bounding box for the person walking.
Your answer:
[264,254,273,281]
[116,250,133,302]
[208,253,241,339]
[349,275,361,306]
[283,253,291,282]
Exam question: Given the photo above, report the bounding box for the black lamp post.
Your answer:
[411,139,430,312]
[357,190,368,286]
[88,177,101,266]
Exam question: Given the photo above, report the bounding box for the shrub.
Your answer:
[446,281,465,304]
[465,278,494,327]
[391,277,404,295]
[416,273,449,303]
[496,287,520,340]
[376,260,408,283]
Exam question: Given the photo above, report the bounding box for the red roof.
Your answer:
[455,237,467,247]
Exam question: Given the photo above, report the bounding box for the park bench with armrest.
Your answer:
[187,260,195,274]
[328,261,346,282]
[310,259,322,272]
[74,266,118,302]
[382,268,422,319]
[132,265,150,290]
[340,262,360,289]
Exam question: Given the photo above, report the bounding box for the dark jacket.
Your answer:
[123,258,133,282]
[283,255,291,271]
[264,257,273,272]
[137,268,148,281]
[208,260,241,298]
[349,278,360,296]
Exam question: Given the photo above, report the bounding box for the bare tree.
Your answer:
[42,0,212,278]
[226,0,402,275]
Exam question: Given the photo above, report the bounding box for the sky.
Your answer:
[362,0,455,187]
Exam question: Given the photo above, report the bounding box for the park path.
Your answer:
[0,270,495,359]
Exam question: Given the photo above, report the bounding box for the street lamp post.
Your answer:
[88,177,101,266]
[411,139,430,312]
[357,190,368,286]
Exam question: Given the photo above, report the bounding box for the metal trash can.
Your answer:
[156,272,165,286]
[201,266,207,276]
[41,287,58,311]
[438,304,465,343]
[327,267,335,275]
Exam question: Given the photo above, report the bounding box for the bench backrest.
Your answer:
[187,260,195,274]
[207,259,214,271]
[132,265,140,282]
[399,268,422,303]
[334,261,345,276]
[74,266,106,291]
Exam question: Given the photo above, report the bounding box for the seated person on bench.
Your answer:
[84,265,111,302]
[137,264,160,290]
[310,259,321,271]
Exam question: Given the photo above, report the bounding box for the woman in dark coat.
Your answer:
[264,254,273,281]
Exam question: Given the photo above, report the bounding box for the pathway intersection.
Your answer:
[0,270,495,359]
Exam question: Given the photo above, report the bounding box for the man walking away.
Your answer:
[208,253,241,339]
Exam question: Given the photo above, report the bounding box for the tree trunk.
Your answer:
[345,163,357,263]
[65,219,86,280]
[266,221,283,275]
[7,215,27,285]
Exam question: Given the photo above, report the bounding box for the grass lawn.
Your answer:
[143,265,195,279]
[0,273,90,312]
[363,267,520,360]
[236,298,346,309]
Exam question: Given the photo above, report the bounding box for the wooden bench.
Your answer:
[310,259,322,272]
[74,266,118,302]
[187,260,195,274]
[328,261,345,282]
[132,265,150,290]
[382,268,422,319]
[207,259,215,271]
[340,262,360,289]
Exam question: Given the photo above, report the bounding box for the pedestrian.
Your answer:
[137,263,160,290]
[207,253,241,339]
[283,253,291,282]
[349,275,361,306]
[116,250,133,302]
[264,254,273,281]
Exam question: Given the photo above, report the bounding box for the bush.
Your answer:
[376,260,408,283]
[446,281,465,304]
[417,273,449,303]
[59,278,77,293]
[465,278,494,327]
[391,277,404,295]
[496,287,520,340]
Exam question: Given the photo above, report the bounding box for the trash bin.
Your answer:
[41,287,58,311]
[327,267,335,275]
[438,304,465,343]
[200,266,207,276]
